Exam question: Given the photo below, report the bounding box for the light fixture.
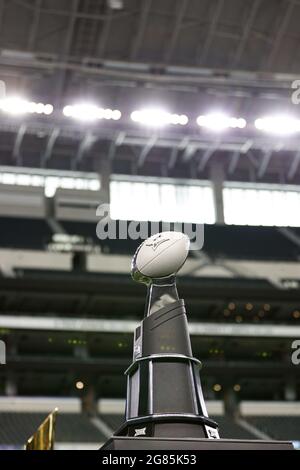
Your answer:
[196,113,246,131]
[0,97,53,115]
[107,0,123,9]
[130,108,188,127]
[254,115,300,135]
[293,310,300,319]
[63,103,121,122]
[43,104,54,115]
[213,384,222,392]
[75,381,84,390]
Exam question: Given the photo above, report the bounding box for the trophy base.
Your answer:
[100,436,294,450]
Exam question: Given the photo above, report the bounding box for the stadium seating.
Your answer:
[248,416,300,441]
[204,225,299,261]
[0,413,105,448]
[100,414,125,432]
[0,217,52,250]
[1,403,299,448]
[211,416,257,440]
[61,221,300,260]
[0,214,298,262]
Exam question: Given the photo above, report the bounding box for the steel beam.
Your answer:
[0,0,5,34]
[137,135,157,167]
[54,0,80,106]
[73,131,96,170]
[108,131,126,161]
[97,8,113,57]
[182,144,197,163]
[11,0,132,20]
[41,127,60,166]
[197,0,224,64]
[12,124,27,165]
[232,0,261,66]
[168,147,179,170]
[130,0,152,60]
[210,162,225,224]
[3,116,300,159]
[247,150,259,169]
[287,150,300,180]
[168,136,190,169]
[257,149,272,178]
[27,0,42,51]
[267,0,294,69]
[228,151,240,175]
[164,0,189,63]
[0,54,298,93]
[198,144,218,172]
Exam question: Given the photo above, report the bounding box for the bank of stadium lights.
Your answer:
[3,97,300,137]
[196,113,246,131]
[0,97,53,115]
[63,104,121,122]
[254,115,300,135]
[130,109,188,127]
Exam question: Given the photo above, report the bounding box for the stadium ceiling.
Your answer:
[1,0,300,183]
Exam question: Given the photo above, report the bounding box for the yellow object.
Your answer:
[25,408,58,450]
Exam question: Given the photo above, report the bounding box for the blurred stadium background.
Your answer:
[0,0,299,450]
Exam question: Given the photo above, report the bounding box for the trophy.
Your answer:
[101,232,293,450]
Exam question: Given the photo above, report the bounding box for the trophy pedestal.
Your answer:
[100,234,294,452]
[101,436,293,450]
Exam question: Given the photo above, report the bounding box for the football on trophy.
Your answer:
[132,231,190,281]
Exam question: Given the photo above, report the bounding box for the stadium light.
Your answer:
[0,97,53,116]
[254,115,300,135]
[63,103,121,122]
[130,108,188,127]
[75,381,84,390]
[196,113,246,131]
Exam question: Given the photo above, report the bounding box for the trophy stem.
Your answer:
[144,275,179,317]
